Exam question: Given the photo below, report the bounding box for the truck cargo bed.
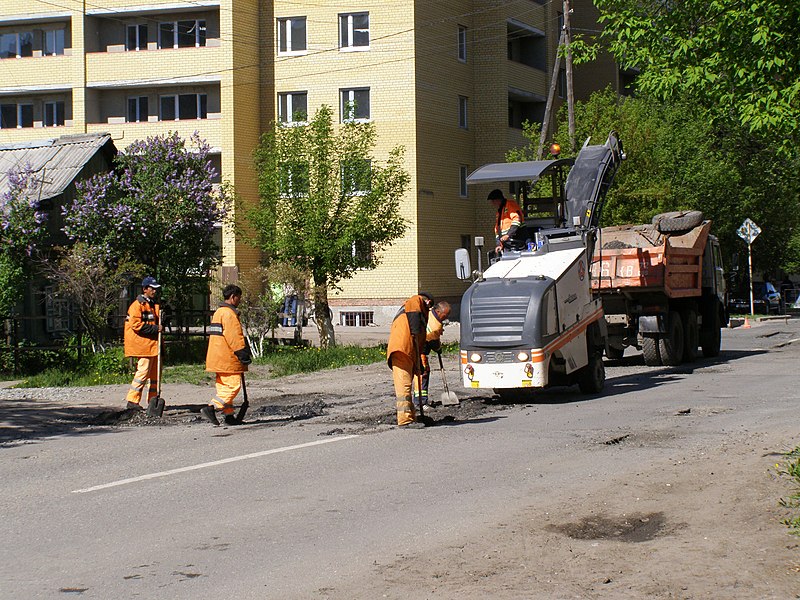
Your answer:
[591,221,710,299]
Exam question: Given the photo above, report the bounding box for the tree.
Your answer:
[0,167,48,315]
[41,243,144,351]
[63,132,232,308]
[251,105,409,348]
[513,89,800,276]
[595,0,800,146]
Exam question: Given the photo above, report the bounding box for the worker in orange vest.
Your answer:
[124,276,162,411]
[488,188,523,254]
[201,284,251,426]
[387,292,434,428]
[413,300,451,411]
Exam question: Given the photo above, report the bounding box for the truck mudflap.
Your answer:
[638,314,666,334]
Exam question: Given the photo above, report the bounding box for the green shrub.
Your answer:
[261,344,386,378]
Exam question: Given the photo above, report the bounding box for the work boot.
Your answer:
[126,401,143,411]
[399,422,426,429]
[200,405,220,426]
[224,414,239,426]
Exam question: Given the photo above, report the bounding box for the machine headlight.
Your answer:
[516,352,529,361]
[469,352,482,363]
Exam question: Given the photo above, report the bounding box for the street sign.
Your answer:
[737,218,761,244]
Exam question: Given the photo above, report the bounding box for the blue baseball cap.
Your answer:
[142,276,161,289]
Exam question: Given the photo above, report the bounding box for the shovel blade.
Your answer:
[441,391,460,406]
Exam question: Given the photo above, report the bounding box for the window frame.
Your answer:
[277,91,308,124]
[459,165,469,198]
[457,25,467,62]
[0,31,33,59]
[341,158,371,195]
[158,19,206,49]
[340,87,370,122]
[277,16,307,55]
[126,23,148,51]
[158,93,207,121]
[458,95,468,129]
[44,100,65,126]
[0,102,33,128]
[127,95,148,123]
[339,12,369,51]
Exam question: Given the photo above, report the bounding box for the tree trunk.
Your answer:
[312,280,336,349]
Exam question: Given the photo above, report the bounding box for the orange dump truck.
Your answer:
[590,213,727,366]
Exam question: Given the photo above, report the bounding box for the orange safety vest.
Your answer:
[124,296,160,357]
[495,199,523,240]
[205,303,249,374]
[386,294,430,373]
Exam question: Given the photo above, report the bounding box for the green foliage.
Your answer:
[778,446,800,535]
[515,88,800,275]
[0,168,48,315]
[251,105,409,347]
[595,0,800,148]
[63,133,232,307]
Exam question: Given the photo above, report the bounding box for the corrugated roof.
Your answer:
[0,133,114,201]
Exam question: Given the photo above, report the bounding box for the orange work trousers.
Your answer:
[125,356,159,406]
[211,373,242,415]
[390,351,418,426]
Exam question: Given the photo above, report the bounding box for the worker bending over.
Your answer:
[413,301,451,411]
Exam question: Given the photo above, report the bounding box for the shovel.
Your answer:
[147,319,166,418]
[437,351,460,406]
[235,373,249,424]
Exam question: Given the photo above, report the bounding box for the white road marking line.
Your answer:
[72,435,359,494]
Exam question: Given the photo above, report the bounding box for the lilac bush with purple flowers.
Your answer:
[64,132,232,305]
[0,167,48,314]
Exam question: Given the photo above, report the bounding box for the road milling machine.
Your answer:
[455,133,625,399]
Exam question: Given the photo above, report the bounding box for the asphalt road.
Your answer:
[1,319,799,599]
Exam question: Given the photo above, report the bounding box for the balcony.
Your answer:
[506,60,547,98]
[0,55,74,92]
[86,46,224,88]
[0,123,75,145]
[86,117,221,149]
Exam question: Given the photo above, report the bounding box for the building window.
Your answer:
[278,91,307,123]
[279,162,310,196]
[457,25,467,62]
[158,20,206,49]
[44,101,65,126]
[127,96,148,122]
[43,29,65,56]
[277,17,307,54]
[339,12,369,50]
[340,311,374,327]
[0,32,33,58]
[459,165,468,198]
[208,153,222,183]
[341,88,370,121]
[458,96,468,129]
[126,24,147,51]
[0,103,33,128]
[159,94,207,120]
[460,234,471,249]
[352,240,373,263]
[341,159,371,194]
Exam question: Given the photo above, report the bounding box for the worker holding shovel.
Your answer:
[387,292,434,429]
[201,284,251,426]
[412,301,452,411]
[123,276,162,413]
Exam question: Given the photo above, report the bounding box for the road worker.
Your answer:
[387,292,434,428]
[201,284,251,426]
[488,188,523,254]
[413,300,451,411]
[123,276,162,412]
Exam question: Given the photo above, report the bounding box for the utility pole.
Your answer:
[563,0,576,152]
[536,30,565,160]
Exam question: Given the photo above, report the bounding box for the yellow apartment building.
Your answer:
[0,0,623,325]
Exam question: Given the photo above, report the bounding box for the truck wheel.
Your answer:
[652,210,704,234]
[578,352,605,393]
[605,345,625,360]
[658,311,684,366]
[701,310,721,357]
[641,336,661,366]
[682,309,698,363]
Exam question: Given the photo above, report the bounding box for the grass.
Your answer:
[263,344,387,378]
[779,447,800,534]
